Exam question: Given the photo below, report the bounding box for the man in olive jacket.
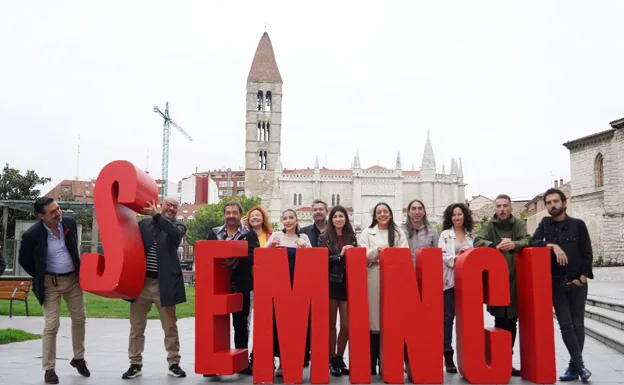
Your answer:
[474,194,531,377]
[121,197,187,380]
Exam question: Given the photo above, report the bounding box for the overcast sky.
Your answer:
[2,0,623,201]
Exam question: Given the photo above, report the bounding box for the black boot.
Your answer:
[330,356,342,377]
[336,355,349,375]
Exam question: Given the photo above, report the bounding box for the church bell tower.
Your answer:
[244,32,283,207]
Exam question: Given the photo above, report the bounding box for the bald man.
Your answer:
[122,197,188,380]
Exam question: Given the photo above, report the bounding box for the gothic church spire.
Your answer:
[420,130,436,171]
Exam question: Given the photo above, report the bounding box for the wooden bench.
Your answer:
[0,280,31,318]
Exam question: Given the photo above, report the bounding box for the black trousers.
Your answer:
[232,290,252,350]
[494,314,518,354]
[553,279,588,369]
[443,288,455,353]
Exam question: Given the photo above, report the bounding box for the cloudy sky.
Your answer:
[2,0,623,201]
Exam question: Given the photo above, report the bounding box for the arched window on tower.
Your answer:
[265,91,272,112]
[260,122,266,141]
[293,194,297,206]
[257,90,264,111]
[259,151,267,170]
[332,194,335,206]
[595,153,604,188]
[266,122,270,141]
[257,122,261,141]
[337,194,340,205]
[298,194,302,206]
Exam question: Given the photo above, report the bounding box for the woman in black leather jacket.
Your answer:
[317,205,357,377]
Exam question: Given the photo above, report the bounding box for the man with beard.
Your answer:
[474,194,530,377]
[122,197,188,379]
[299,199,328,367]
[18,197,90,384]
[530,188,593,382]
[206,200,259,376]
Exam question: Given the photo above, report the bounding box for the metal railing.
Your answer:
[1,239,103,278]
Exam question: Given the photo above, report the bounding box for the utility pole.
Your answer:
[153,102,193,201]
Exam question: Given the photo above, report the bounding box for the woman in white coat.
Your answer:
[358,202,409,375]
[437,203,475,374]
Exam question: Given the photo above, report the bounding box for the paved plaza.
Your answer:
[1,282,623,385]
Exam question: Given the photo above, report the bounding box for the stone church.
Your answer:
[244,32,467,228]
[564,116,624,265]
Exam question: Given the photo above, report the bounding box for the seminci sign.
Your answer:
[79,161,557,384]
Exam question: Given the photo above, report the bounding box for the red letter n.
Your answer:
[516,247,556,383]
[253,247,329,384]
[194,240,249,376]
[380,247,444,384]
[455,248,512,384]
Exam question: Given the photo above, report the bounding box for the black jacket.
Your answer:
[316,233,357,283]
[18,217,81,305]
[138,214,187,307]
[529,215,594,282]
[301,224,322,250]
[206,226,259,293]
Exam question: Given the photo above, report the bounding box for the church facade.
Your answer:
[564,117,624,265]
[244,32,467,228]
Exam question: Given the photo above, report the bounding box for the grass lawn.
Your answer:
[0,287,196,319]
[0,328,42,344]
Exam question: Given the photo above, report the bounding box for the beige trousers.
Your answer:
[128,277,180,366]
[42,273,86,370]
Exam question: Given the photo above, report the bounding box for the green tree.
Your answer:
[59,194,93,232]
[185,195,262,245]
[0,164,51,240]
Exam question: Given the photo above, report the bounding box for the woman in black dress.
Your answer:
[317,205,357,377]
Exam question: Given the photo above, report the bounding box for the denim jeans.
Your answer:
[443,288,455,352]
[553,279,588,369]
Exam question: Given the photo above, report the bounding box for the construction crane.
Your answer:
[153,102,193,200]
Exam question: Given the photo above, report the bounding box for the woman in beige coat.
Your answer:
[358,202,409,375]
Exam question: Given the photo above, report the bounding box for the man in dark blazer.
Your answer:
[18,197,90,384]
[206,200,259,376]
[121,197,188,380]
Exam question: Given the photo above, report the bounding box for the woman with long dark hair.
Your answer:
[358,202,409,375]
[402,199,439,264]
[317,205,357,376]
[438,203,474,373]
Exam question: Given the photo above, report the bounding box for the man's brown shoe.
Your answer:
[44,369,59,384]
[70,358,91,377]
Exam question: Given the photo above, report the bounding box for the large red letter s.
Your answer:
[455,248,512,384]
[79,160,157,299]
[194,240,249,376]
[381,247,444,384]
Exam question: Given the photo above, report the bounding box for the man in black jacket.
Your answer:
[206,200,258,376]
[121,197,188,380]
[18,197,90,384]
[530,188,593,383]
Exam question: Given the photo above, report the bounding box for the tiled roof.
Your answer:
[247,32,282,83]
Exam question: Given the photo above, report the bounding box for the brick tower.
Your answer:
[244,32,283,207]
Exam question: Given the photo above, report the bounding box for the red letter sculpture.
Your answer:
[455,248,512,384]
[345,247,371,384]
[381,247,444,384]
[516,247,556,383]
[253,248,329,384]
[195,240,249,375]
[79,160,157,298]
